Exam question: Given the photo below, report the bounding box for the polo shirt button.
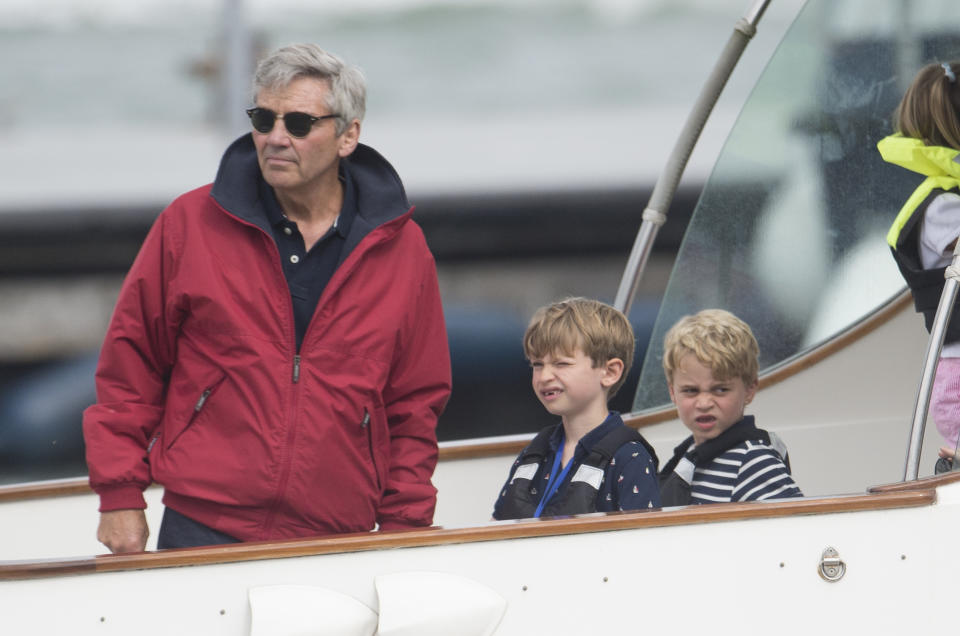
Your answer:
[283,227,293,236]
[290,255,300,264]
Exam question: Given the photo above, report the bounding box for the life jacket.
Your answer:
[889,189,960,342]
[880,134,960,342]
[495,424,658,520]
[657,416,789,507]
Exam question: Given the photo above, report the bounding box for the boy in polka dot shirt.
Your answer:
[493,297,660,520]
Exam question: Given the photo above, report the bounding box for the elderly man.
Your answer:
[83,44,451,552]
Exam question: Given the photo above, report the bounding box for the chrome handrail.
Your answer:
[614,0,773,314]
[904,245,960,480]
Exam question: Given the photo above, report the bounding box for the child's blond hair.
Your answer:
[662,309,759,386]
[523,297,634,397]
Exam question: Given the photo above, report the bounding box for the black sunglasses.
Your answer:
[245,107,340,138]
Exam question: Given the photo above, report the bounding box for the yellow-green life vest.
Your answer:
[879,134,960,247]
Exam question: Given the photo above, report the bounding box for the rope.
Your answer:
[734,18,757,38]
[641,208,668,227]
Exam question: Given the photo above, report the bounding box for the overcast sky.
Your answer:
[0,0,754,27]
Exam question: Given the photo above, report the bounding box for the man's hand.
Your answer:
[97,509,149,554]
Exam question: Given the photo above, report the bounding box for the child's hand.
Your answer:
[938,446,959,460]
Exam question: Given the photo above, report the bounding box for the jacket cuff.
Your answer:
[96,484,148,512]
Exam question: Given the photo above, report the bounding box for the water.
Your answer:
[0,0,805,205]
[0,0,810,477]
[1,1,758,124]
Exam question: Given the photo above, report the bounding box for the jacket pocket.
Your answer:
[162,370,227,451]
[361,406,386,493]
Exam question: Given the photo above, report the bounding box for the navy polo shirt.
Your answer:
[258,168,357,351]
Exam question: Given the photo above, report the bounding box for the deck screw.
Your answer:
[901,554,907,560]
[522,585,528,591]
[780,562,785,568]
[220,609,226,615]
[603,576,609,582]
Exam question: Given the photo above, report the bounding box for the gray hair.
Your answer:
[252,44,366,135]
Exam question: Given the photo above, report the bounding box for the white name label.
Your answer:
[571,464,604,490]
[511,462,539,483]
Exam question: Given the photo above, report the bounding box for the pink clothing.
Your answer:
[932,358,960,447]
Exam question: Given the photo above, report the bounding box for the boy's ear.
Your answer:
[600,358,624,388]
[744,379,759,405]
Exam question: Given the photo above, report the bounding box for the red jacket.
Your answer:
[82,139,451,540]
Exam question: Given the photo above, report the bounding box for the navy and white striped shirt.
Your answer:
[689,440,802,504]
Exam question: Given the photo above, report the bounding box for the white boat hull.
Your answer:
[1,481,955,635]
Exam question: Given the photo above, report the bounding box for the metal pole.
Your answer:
[904,248,960,480]
[222,0,252,139]
[614,0,773,314]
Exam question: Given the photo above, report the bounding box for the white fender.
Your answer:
[248,585,378,636]
[375,571,507,636]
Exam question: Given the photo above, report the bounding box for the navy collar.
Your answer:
[548,411,623,457]
[258,166,356,241]
[659,415,759,478]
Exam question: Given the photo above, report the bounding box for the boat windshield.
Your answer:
[633,0,960,412]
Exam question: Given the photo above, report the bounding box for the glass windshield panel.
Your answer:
[0,1,795,484]
[633,0,960,411]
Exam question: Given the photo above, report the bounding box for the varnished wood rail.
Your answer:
[0,291,914,504]
[0,487,935,581]
[434,291,914,452]
[0,290,925,582]
[868,469,960,493]
[0,478,93,502]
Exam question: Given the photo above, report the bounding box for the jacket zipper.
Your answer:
[195,388,212,411]
[149,387,213,454]
[362,408,382,491]
[263,366,302,538]
[246,209,403,536]
[256,221,302,538]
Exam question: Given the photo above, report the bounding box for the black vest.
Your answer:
[657,416,788,507]
[891,187,960,343]
[495,424,658,520]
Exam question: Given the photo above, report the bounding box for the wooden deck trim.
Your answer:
[0,487,933,581]
[754,291,912,392]
[623,290,913,429]
[0,290,917,503]
[447,290,913,446]
[438,438,533,461]
[868,470,960,493]
[0,479,92,502]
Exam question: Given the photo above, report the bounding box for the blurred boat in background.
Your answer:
[0,0,806,482]
[3,2,960,633]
